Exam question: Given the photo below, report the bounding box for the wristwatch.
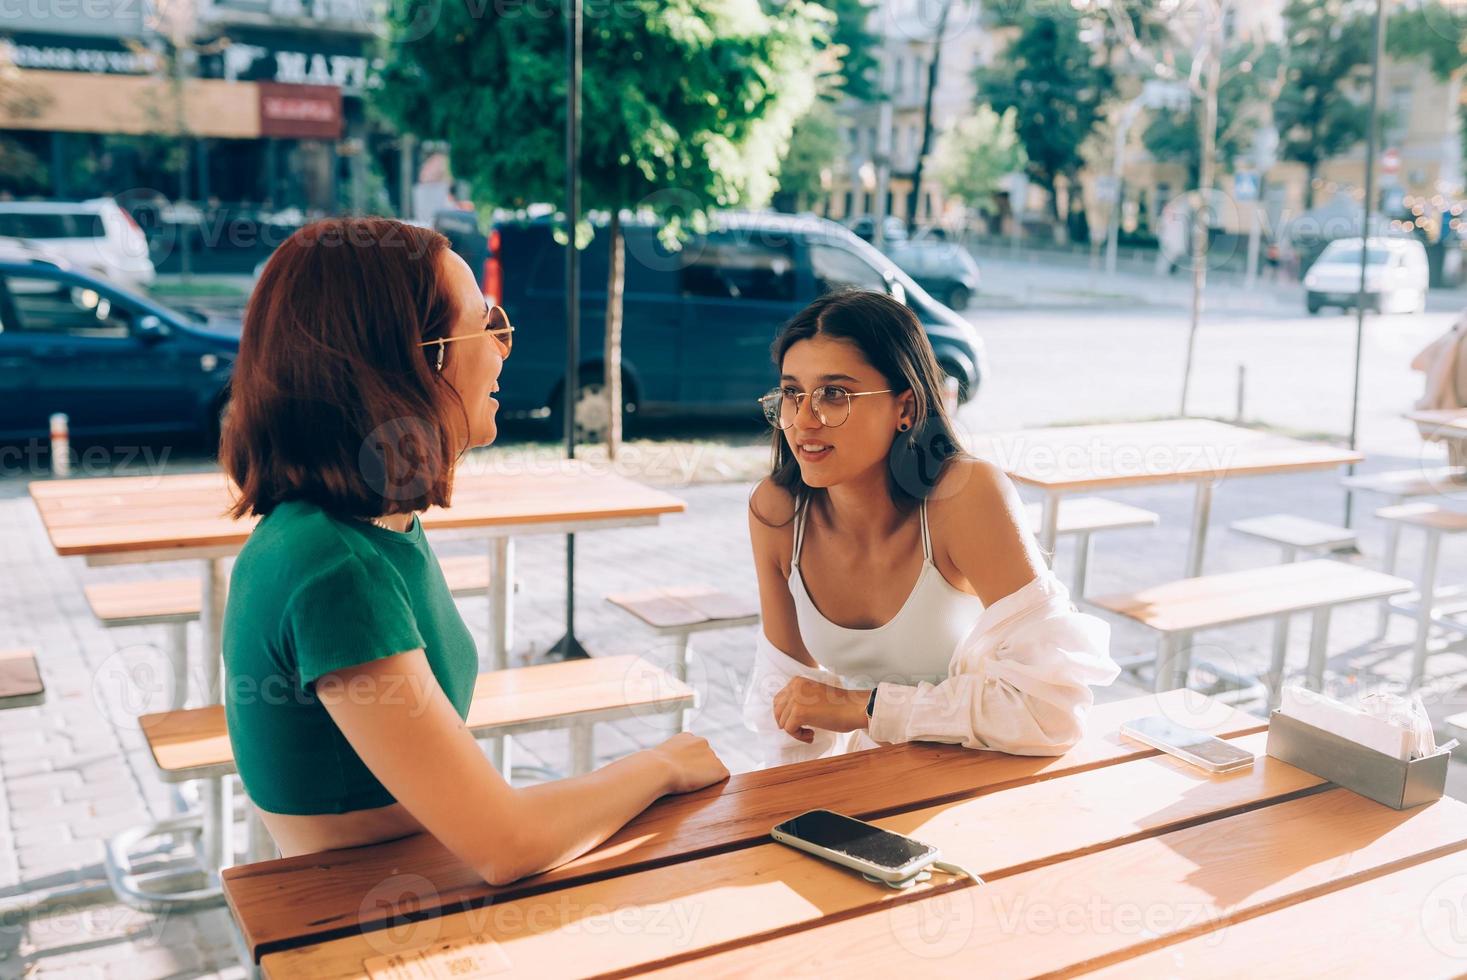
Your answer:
[865,688,878,719]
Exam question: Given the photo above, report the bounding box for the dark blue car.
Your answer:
[488,212,987,438]
[0,253,239,446]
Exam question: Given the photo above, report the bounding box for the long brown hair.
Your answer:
[754,289,966,527]
[222,217,468,520]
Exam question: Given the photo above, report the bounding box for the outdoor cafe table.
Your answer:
[969,418,1364,579]
[220,688,1467,977]
[26,462,686,873]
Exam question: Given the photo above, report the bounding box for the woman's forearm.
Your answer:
[481,749,673,884]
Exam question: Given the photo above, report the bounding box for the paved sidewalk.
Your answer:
[2,453,1467,977]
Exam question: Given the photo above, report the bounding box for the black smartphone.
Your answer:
[771,808,940,883]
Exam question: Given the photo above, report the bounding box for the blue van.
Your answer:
[486,212,986,436]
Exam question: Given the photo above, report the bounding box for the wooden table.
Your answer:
[970,418,1363,578]
[218,689,1467,977]
[28,462,686,874]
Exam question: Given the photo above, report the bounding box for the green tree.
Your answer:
[1143,44,1279,187]
[1274,0,1374,209]
[933,105,1025,222]
[823,0,881,103]
[1387,1,1467,167]
[773,99,842,212]
[377,0,825,455]
[975,11,1113,240]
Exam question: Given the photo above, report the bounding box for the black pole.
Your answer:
[1344,0,1386,528]
[550,0,588,660]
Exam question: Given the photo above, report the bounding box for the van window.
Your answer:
[810,243,886,293]
[0,213,72,239]
[680,238,794,302]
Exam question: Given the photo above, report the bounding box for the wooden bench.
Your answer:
[606,586,759,731]
[84,556,496,712]
[0,649,44,710]
[1342,467,1460,635]
[106,654,692,914]
[1088,559,1413,696]
[1024,496,1159,596]
[1376,503,1467,691]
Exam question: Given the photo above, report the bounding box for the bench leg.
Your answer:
[245,804,277,863]
[671,632,692,734]
[1410,529,1442,692]
[569,722,594,776]
[1305,605,1334,692]
[1072,532,1092,598]
[1264,545,1299,710]
[199,558,231,875]
[1377,494,1405,637]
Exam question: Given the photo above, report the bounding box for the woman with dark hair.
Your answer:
[744,289,1119,766]
[221,217,726,883]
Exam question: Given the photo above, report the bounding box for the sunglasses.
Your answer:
[419,305,514,369]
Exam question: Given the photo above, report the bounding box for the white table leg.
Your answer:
[569,722,594,776]
[1410,529,1441,692]
[1072,532,1093,597]
[488,538,515,671]
[671,632,692,734]
[199,557,231,875]
[486,538,515,772]
[1186,480,1214,579]
[1266,544,1299,710]
[1039,492,1061,569]
[1305,605,1334,692]
[1153,633,1183,693]
[1377,494,1405,637]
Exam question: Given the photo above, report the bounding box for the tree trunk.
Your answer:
[907,0,955,233]
[1303,159,1317,210]
[1180,24,1222,419]
[1046,178,1069,245]
[604,210,624,460]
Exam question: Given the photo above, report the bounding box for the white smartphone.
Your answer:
[771,809,940,883]
[1121,715,1256,774]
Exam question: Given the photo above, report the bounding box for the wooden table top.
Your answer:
[1406,408,1467,433]
[226,689,1267,965]
[27,462,686,559]
[235,692,1467,978]
[969,418,1363,492]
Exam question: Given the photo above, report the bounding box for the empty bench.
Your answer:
[83,555,495,710]
[1024,497,1159,596]
[1088,560,1413,699]
[607,586,759,731]
[107,654,693,911]
[1376,503,1467,691]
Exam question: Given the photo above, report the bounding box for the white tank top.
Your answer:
[788,499,986,688]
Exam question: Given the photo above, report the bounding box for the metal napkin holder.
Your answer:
[1266,709,1449,811]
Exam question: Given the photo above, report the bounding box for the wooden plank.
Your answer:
[1087,559,1412,632]
[1077,846,1467,979]
[971,419,1361,493]
[257,730,1330,978]
[606,586,759,630]
[84,578,201,623]
[225,691,1264,962]
[634,791,1467,980]
[28,464,685,558]
[1376,502,1467,534]
[0,648,44,704]
[142,655,691,777]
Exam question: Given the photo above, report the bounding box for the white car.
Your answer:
[0,199,156,291]
[1303,236,1429,315]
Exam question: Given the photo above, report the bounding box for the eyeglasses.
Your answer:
[758,385,893,429]
[418,305,514,369]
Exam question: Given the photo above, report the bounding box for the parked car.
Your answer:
[0,199,157,291]
[488,211,986,439]
[887,240,981,310]
[846,214,908,245]
[0,252,238,445]
[1303,236,1429,315]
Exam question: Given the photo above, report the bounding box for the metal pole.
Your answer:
[1345,0,1386,529]
[550,0,588,660]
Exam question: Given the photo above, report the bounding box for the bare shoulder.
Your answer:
[928,456,1022,529]
[747,478,798,564]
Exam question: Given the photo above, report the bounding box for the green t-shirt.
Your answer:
[222,499,478,816]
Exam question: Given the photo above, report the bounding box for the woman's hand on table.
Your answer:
[647,732,730,794]
[773,677,871,742]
